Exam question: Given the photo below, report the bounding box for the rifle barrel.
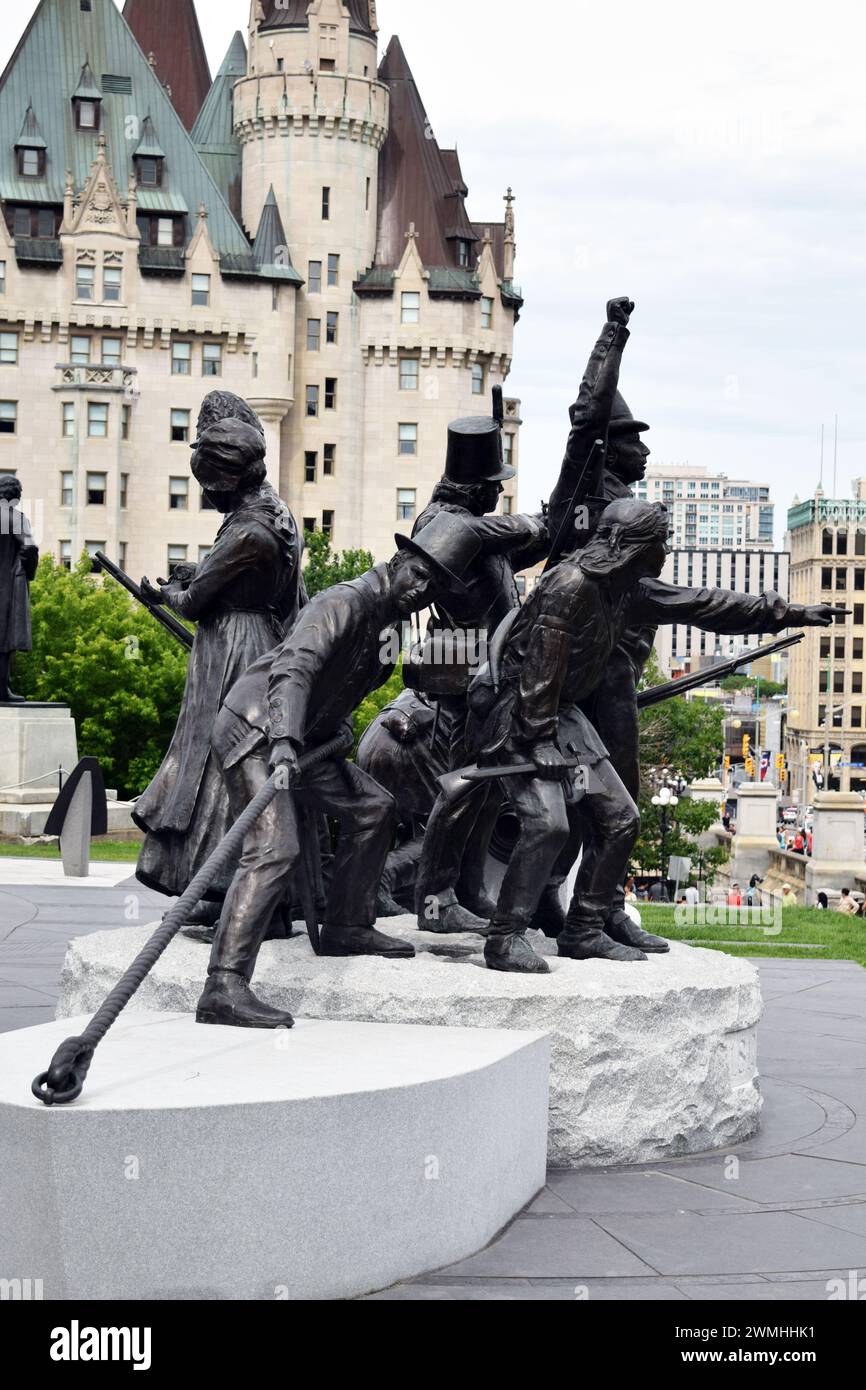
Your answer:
[637,633,802,709]
[94,552,194,650]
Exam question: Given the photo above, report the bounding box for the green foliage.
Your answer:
[353,662,405,748]
[633,651,727,882]
[720,675,787,696]
[303,529,373,598]
[13,556,190,799]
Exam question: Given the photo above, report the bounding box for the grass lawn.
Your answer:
[642,904,866,969]
[0,839,141,863]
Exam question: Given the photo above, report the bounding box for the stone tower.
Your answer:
[236,1,389,529]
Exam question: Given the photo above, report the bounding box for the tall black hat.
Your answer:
[444,386,515,485]
[394,512,482,594]
[608,390,650,436]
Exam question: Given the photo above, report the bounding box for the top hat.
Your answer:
[445,391,515,484]
[394,512,482,594]
[608,390,650,437]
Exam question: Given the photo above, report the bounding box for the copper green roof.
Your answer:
[133,114,165,160]
[16,102,47,149]
[191,31,245,221]
[0,0,251,261]
[72,59,102,102]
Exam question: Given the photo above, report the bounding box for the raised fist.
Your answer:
[607,297,635,327]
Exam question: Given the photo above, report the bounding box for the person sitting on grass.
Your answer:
[781,882,798,908]
[838,887,858,916]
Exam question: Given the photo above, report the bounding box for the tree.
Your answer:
[303,529,373,598]
[632,652,727,884]
[13,557,190,799]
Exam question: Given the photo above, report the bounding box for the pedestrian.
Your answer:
[727,882,742,907]
[793,830,805,854]
[747,873,762,906]
[838,887,858,916]
[781,883,798,908]
[816,892,829,910]
[684,883,700,906]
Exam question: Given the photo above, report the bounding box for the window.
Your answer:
[481,296,494,330]
[854,672,863,694]
[400,358,419,391]
[503,433,514,470]
[86,471,107,504]
[326,311,338,345]
[855,638,864,661]
[169,477,189,511]
[59,541,72,570]
[818,670,828,695]
[308,260,322,293]
[457,240,471,267]
[307,318,321,351]
[838,530,849,555]
[0,401,17,434]
[821,567,832,591]
[322,509,334,540]
[820,635,831,659]
[471,362,485,395]
[303,516,316,534]
[323,443,335,477]
[856,530,866,557]
[324,378,337,410]
[853,707,863,728]
[136,214,182,248]
[62,403,75,438]
[0,262,5,295]
[191,273,210,307]
[401,291,420,324]
[202,343,222,377]
[70,335,90,365]
[327,254,339,287]
[167,545,188,579]
[252,352,259,379]
[502,495,514,515]
[835,636,845,660]
[101,337,122,366]
[103,265,122,302]
[397,488,416,522]
[75,99,99,131]
[171,409,191,442]
[834,669,845,694]
[18,147,44,178]
[836,567,848,591]
[118,542,127,571]
[855,604,864,626]
[121,404,129,439]
[305,451,317,484]
[398,423,418,456]
[200,488,217,511]
[87,404,108,439]
[120,474,129,508]
[0,332,19,365]
[366,177,371,211]
[322,187,330,220]
[306,385,319,418]
[172,341,191,376]
[857,570,865,592]
[76,263,95,300]
[136,157,161,188]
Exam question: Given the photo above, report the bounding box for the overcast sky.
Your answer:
[6,1,865,541]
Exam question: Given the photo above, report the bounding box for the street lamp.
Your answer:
[650,768,687,900]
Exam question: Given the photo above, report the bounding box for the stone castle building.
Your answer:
[0,0,522,578]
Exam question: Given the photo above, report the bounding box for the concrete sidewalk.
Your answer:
[2,862,865,1301]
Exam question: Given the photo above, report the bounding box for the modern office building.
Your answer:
[653,547,791,675]
[633,464,774,550]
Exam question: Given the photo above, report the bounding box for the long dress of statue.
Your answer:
[0,475,39,703]
[133,398,305,909]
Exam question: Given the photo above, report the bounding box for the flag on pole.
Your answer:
[759,750,770,782]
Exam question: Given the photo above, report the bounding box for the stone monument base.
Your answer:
[58,920,763,1168]
[0,1011,549,1301]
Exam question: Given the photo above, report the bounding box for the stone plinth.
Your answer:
[731,781,780,884]
[805,791,866,904]
[0,1012,549,1301]
[58,922,763,1169]
[0,704,78,805]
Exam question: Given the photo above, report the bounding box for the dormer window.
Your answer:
[457,240,472,268]
[17,147,45,178]
[75,98,100,131]
[136,156,163,188]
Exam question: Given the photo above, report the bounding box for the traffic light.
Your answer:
[744,756,755,776]
[723,755,731,771]
[741,734,751,760]
[775,753,786,772]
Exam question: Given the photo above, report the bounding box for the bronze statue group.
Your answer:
[8,297,838,1033]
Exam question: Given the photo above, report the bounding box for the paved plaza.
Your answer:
[2,863,865,1301]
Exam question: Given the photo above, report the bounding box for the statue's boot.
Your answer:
[418,888,488,936]
[484,927,550,974]
[319,923,415,958]
[196,968,294,1029]
[530,880,568,938]
[558,912,646,963]
[604,908,669,954]
[0,654,24,702]
[182,898,222,945]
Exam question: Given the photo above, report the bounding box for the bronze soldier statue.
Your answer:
[409,397,548,933]
[133,397,306,932]
[0,475,38,703]
[196,512,478,1028]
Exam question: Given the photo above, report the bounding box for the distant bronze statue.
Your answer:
[0,475,38,704]
[197,512,479,1029]
[133,394,306,928]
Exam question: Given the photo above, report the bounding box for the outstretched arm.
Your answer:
[632,579,847,635]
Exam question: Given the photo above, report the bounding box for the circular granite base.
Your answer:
[58,920,762,1169]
